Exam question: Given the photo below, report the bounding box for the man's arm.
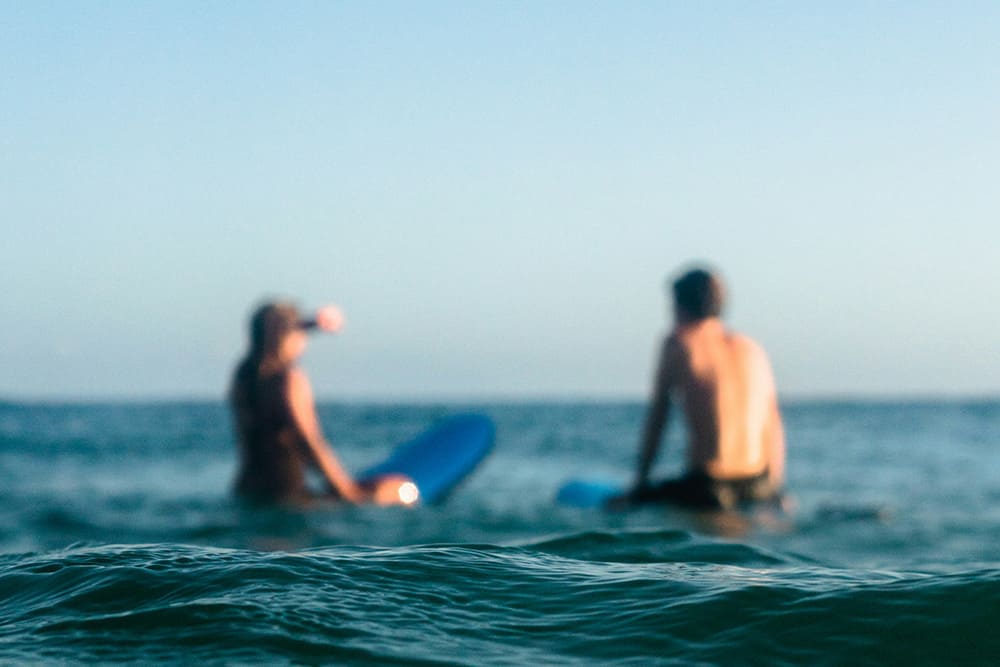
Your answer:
[284,369,366,503]
[631,335,680,494]
[764,397,785,488]
[754,345,785,490]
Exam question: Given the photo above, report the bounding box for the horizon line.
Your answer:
[2,391,1000,406]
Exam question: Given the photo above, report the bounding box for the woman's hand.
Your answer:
[368,475,420,506]
[314,305,345,333]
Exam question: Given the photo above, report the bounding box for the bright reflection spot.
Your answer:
[398,481,420,506]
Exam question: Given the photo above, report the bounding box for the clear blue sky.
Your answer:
[2,2,998,400]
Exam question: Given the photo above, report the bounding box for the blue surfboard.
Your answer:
[555,478,626,509]
[359,414,495,505]
[558,477,793,512]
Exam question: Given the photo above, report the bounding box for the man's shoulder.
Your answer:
[728,330,758,347]
[726,331,771,361]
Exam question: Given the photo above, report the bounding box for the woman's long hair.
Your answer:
[232,302,301,409]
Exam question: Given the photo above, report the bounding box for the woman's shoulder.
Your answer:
[279,367,314,402]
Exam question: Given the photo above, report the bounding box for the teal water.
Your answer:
[0,401,998,664]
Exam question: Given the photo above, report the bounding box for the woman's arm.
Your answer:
[284,368,366,503]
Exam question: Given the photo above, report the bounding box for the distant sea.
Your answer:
[1,400,998,664]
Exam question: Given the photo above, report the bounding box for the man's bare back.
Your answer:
[625,268,785,509]
[667,319,783,482]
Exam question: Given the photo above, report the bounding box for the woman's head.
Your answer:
[248,301,307,365]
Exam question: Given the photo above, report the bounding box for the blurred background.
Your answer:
[2,2,998,402]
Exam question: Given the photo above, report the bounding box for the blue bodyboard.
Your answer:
[359,414,495,505]
[555,479,626,509]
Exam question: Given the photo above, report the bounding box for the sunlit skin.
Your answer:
[279,305,416,506]
[313,305,346,333]
[620,300,786,504]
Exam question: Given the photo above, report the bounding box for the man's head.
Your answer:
[670,268,725,322]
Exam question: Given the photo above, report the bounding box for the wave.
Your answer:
[0,536,997,665]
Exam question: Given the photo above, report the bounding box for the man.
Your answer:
[619,267,785,510]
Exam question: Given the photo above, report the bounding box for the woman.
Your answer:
[230,301,414,505]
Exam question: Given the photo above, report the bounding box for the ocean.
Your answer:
[0,400,997,664]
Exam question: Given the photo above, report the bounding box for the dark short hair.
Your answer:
[671,268,724,320]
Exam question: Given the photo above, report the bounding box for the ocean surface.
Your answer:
[0,400,997,664]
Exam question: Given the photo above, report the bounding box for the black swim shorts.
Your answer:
[636,470,778,510]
